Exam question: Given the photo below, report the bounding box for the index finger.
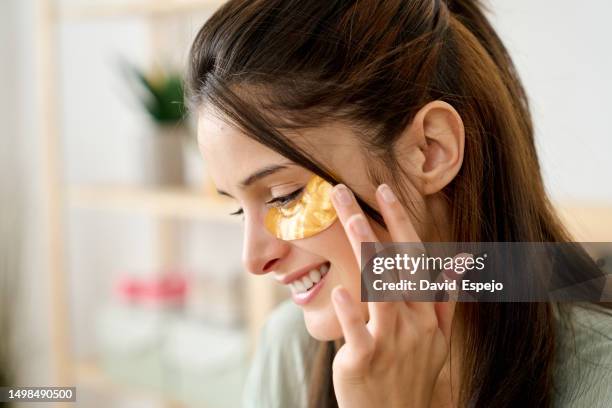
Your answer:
[330,184,381,266]
[331,285,374,353]
[330,184,401,328]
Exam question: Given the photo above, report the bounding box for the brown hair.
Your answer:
[187,0,609,406]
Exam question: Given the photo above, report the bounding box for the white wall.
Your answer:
[488,0,612,201]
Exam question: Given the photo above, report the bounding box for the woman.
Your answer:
[187,0,612,406]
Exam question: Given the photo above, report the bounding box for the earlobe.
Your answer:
[414,101,465,195]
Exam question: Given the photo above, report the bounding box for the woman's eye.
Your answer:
[227,187,304,217]
[267,187,304,208]
[229,208,244,217]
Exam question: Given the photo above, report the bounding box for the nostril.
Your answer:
[262,259,279,272]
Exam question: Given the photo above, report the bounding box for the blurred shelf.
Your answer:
[69,184,240,222]
[74,359,186,406]
[40,0,282,398]
[58,0,225,21]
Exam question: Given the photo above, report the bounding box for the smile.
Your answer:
[289,261,330,305]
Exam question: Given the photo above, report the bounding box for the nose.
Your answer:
[241,213,289,275]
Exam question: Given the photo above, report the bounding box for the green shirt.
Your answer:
[242,300,612,407]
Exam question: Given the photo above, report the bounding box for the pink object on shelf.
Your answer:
[115,272,188,308]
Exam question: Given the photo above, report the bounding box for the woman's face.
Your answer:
[197,109,392,340]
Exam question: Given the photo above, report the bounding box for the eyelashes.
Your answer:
[228,187,305,217]
[228,208,244,216]
[269,186,305,208]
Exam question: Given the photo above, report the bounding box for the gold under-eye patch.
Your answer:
[264,174,338,240]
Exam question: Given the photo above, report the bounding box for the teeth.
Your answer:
[302,275,314,289]
[308,269,321,283]
[294,279,306,292]
[290,263,330,295]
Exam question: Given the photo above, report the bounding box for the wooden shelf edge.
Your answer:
[68,184,240,222]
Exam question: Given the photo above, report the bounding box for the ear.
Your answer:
[398,101,465,195]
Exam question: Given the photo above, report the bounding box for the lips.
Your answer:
[289,261,331,305]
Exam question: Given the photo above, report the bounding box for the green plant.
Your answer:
[122,61,187,125]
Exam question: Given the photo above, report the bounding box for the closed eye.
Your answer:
[228,187,305,217]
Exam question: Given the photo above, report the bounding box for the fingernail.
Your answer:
[374,241,386,254]
[333,184,353,206]
[378,184,396,204]
[333,286,350,304]
[347,213,370,237]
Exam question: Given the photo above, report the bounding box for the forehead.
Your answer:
[196,106,372,194]
[197,109,288,183]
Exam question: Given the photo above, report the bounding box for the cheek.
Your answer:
[303,220,357,283]
[295,220,370,340]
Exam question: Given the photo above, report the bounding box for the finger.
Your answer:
[375,184,423,245]
[375,184,427,285]
[331,184,380,266]
[367,300,399,338]
[434,298,457,341]
[332,286,374,356]
[372,184,454,333]
[434,260,460,302]
[408,253,468,324]
[404,300,438,329]
[446,252,478,302]
[432,254,466,340]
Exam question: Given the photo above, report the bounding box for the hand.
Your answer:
[329,183,457,408]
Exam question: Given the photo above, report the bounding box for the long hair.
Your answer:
[187,0,609,406]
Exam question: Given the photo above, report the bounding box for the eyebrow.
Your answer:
[216,163,293,197]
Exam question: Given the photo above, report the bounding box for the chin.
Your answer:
[303,307,343,341]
